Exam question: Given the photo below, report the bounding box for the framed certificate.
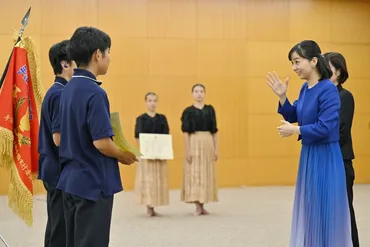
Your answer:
[139,133,174,160]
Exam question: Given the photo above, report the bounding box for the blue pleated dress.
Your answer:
[278,79,352,247]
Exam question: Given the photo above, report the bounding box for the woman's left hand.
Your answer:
[277,120,298,137]
[214,150,218,161]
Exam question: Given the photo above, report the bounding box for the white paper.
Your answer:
[139,133,174,160]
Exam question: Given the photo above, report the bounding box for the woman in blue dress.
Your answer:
[266,40,353,247]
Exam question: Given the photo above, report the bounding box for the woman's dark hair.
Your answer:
[192,83,206,92]
[323,52,349,84]
[145,92,157,100]
[288,40,333,81]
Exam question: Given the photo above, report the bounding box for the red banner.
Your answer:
[0,45,40,226]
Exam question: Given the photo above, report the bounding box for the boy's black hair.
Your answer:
[49,40,72,75]
[68,26,111,67]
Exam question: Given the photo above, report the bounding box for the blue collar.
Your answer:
[55,76,68,86]
[73,69,102,85]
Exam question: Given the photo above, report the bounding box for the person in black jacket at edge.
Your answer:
[324,52,359,247]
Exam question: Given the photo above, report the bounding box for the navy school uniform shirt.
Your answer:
[56,69,123,201]
[38,77,67,186]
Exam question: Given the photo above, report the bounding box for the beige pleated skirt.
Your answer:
[134,159,169,207]
[181,131,218,204]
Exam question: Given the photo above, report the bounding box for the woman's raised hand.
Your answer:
[266,71,289,97]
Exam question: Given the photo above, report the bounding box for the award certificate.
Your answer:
[139,133,174,160]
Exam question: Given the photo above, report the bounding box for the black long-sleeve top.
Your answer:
[180,104,218,134]
[134,113,169,138]
[337,84,355,160]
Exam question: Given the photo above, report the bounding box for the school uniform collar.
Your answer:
[72,68,102,86]
[54,76,68,86]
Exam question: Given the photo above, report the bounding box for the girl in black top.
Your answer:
[180,84,219,215]
[324,52,358,247]
[134,92,170,216]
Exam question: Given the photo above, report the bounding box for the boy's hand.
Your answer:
[118,151,138,165]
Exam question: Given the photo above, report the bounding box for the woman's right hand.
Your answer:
[266,71,289,97]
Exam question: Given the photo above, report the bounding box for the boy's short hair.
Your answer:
[49,40,72,75]
[68,26,111,67]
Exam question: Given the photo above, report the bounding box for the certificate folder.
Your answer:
[139,133,174,160]
[110,112,142,157]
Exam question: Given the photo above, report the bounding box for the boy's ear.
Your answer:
[95,49,103,61]
[60,61,68,69]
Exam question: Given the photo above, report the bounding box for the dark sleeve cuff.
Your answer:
[51,127,60,134]
[92,130,114,141]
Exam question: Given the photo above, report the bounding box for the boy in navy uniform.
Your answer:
[57,27,137,247]
[38,40,76,247]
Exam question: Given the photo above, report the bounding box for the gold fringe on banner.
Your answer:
[8,164,34,226]
[0,128,14,171]
[33,174,45,195]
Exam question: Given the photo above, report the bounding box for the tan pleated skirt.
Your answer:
[181,131,218,204]
[134,159,169,207]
